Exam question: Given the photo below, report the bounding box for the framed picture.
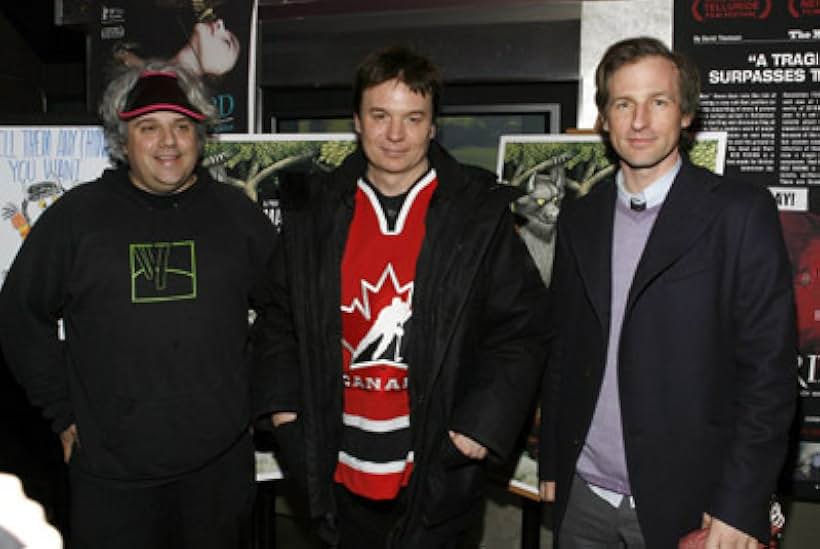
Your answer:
[0,126,110,287]
[204,132,357,226]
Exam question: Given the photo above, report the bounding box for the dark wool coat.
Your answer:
[540,158,796,547]
[253,142,549,544]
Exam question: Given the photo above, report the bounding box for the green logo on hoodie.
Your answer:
[130,241,196,303]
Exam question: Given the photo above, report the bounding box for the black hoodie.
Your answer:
[0,166,277,481]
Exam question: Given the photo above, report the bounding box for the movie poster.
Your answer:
[782,208,820,500]
[496,132,727,496]
[0,126,111,287]
[204,133,357,227]
[674,1,820,500]
[89,0,253,133]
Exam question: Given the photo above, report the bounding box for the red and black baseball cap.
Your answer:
[118,71,207,121]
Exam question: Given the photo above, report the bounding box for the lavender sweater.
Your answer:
[576,198,661,495]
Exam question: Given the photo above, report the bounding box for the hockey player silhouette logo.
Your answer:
[351,296,412,363]
[342,263,413,371]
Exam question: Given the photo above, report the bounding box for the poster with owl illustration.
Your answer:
[0,126,111,288]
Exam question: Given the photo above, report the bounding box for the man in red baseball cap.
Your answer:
[0,60,277,549]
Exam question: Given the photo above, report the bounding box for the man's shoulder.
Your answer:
[69,165,131,196]
[682,162,775,209]
[426,140,504,195]
[203,174,258,207]
[198,175,277,235]
[558,175,614,224]
[713,175,773,203]
[459,163,498,186]
[278,145,365,212]
[48,174,112,211]
[12,175,112,245]
[278,167,351,215]
[439,159,521,208]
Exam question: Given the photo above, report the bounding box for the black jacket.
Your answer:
[539,159,796,546]
[253,142,549,542]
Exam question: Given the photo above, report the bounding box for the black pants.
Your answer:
[68,433,255,549]
[333,484,463,549]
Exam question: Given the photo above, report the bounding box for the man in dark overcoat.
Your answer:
[254,45,549,548]
[539,37,796,548]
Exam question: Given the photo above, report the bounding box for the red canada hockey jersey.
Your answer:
[335,170,437,500]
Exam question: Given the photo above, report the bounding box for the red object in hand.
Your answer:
[678,528,708,549]
[678,528,766,549]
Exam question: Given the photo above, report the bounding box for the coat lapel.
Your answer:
[412,149,479,397]
[569,181,616,333]
[626,161,721,314]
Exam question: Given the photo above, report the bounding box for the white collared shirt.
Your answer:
[615,157,682,211]
[588,483,636,509]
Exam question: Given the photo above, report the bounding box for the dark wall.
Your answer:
[259,19,580,88]
[0,14,47,114]
[259,14,580,132]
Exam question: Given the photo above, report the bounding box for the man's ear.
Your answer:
[430,124,436,139]
[354,113,362,135]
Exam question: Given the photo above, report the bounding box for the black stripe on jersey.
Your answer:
[340,425,412,464]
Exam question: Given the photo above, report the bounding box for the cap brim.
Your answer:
[119,103,207,121]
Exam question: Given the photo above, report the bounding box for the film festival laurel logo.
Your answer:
[789,0,820,17]
[691,0,773,21]
[129,241,197,303]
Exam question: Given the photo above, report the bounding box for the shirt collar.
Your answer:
[615,157,681,210]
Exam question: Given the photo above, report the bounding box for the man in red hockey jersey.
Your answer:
[253,45,549,547]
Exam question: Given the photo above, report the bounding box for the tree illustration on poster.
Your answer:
[674,0,820,501]
[203,134,357,227]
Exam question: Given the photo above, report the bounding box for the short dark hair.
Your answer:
[595,36,700,119]
[352,45,442,117]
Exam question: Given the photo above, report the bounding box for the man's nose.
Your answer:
[387,119,404,141]
[631,103,649,130]
[159,126,176,146]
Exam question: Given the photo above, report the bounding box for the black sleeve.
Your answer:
[0,196,75,434]
[449,209,551,460]
[250,233,302,418]
[710,188,797,540]
[538,214,568,482]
